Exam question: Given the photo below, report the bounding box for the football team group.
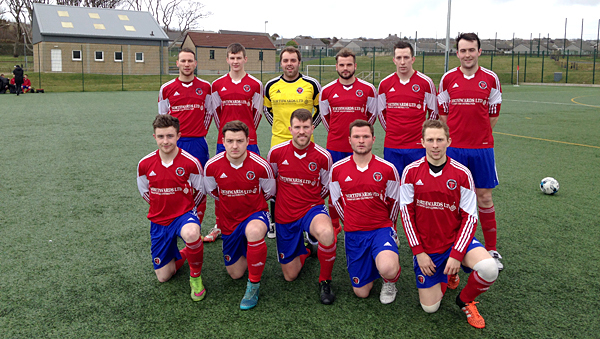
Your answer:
[137,32,502,329]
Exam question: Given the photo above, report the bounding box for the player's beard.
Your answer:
[338,69,355,80]
[351,144,372,155]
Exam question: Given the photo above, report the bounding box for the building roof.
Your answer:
[219,30,270,37]
[32,3,168,44]
[185,31,276,50]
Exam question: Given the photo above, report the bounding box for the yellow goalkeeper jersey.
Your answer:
[264,74,321,147]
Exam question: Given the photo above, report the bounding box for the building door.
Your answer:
[51,49,62,72]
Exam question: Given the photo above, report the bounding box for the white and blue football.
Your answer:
[540,177,559,195]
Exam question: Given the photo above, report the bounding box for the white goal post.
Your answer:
[305,64,336,77]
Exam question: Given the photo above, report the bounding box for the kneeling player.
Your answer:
[204,121,276,310]
[400,120,498,328]
[267,109,337,304]
[137,114,206,301]
[330,120,402,304]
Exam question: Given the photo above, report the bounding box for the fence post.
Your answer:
[37,44,41,89]
[510,50,514,84]
[541,51,545,83]
[565,53,569,83]
[490,50,494,70]
[421,51,425,74]
[517,52,520,84]
[82,44,85,92]
[524,52,527,82]
[372,47,376,85]
[593,48,597,84]
[121,45,124,91]
[260,49,263,84]
[319,48,322,84]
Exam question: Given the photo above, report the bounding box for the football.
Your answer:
[540,177,559,195]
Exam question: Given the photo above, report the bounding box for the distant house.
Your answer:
[182,31,276,73]
[415,42,445,53]
[32,3,169,74]
[345,40,384,55]
[294,37,327,52]
[513,44,530,54]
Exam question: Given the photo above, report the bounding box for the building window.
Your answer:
[72,50,81,61]
[114,51,123,62]
[135,52,144,62]
[95,51,104,61]
[210,50,215,59]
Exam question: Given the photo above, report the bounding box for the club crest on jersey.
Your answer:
[279,253,285,260]
[412,84,420,92]
[352,277,360,285]
[154,257,161,265]
[308,162,318,171]
[243,84,251,92]
[356,89,364,97]
[297,87,304,94]
[246,171,255,180]
[373,172,383,182]
[446,179,457,190]
[176,167,185,176]
[478,81,488,90]
[195,88,203,95]
[418,275,425,284]
[224,255,231,262]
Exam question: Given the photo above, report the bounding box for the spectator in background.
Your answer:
[0,74,8,94]
[13,64,24,96]
[22,74,32,93]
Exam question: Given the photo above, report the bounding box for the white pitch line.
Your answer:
[503,99,578,106]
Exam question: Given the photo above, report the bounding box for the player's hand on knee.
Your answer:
[443,257,461,275]
[416,252,436,276]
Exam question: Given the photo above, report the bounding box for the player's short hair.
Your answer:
[335,48,355,63]
[227,43,246,57]
[222,120,249,138]
[178,47,196,59]
[394,41,414,57]
[349,119,374,136]
[421,120,449,140]
[456,32,481,50]
[290,108,313,125]
[280,46,301,62]
[153,114,180,133]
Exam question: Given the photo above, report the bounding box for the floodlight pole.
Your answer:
[444,0,451,72]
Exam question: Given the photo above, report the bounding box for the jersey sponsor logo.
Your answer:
[154,257,161,265]
[150,186,184,195]
[246,171,255,180]
[173,91,180,96]
[345,176,352,182]
[356,89,364,97]
[195,88,203,95]
[220,173,228,178]
[297,87,304,94]
[416,179,424,185]
[243,84,251,92]
[171,103,204,112]
[346,191,380,201]
[308,162,317,171]
[282,160,289,165]
[446,179,457,190]
[224,254,231,262]
[416,199,457,211]
[280,175,315,186]
[452,83,459,88]
[352,277,360,285]
[220,188,257,196]
[412,84,420,92]
[418,274,425,284]
[373,172,383,182]
[149,171,157,177]
[478,81,488,90]
[176,167,185,176]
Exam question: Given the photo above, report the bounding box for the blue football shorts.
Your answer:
[177,136,209,167]
[275,205,329,264]
[150,210,200,270]
[221,210,270,266]
[446,147,498,189]
[327,149,352,164]
[216,143,260,156]
[384,147,426,177]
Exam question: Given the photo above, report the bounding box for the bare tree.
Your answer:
[5,0,26,56]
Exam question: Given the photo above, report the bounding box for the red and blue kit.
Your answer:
[267,141,332,224]
[329,155,400,232]
[377,71,438,149]
[204,152,276,235]
[137,149,204,226]
[211,74,263,145]
[158,77,214,138]
[437,67,502,149]
[319,78,377,153]
[399,157,478,262]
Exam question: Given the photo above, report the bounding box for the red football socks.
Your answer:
[247,239,267,283]
[460,271,495,303]
[185,238,204,278]
[479,205,497,251]
[318,242,336,282]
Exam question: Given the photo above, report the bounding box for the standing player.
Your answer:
[267,109,337,305]
[330,120,402,304]
[438,33,504,270]
[12,64,23,96]
[158,47,213,224]
[204,121,276,310]
[320,48,377,236]
[264,46,321,237]
[137,114,206,301]
[378,41,438,176]
[206,43,264,242]
[400,120,498,328]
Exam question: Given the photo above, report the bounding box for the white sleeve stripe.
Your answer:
[400,205,419,247]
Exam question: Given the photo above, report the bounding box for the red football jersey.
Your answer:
[158,77,214,138]
[330,155,400,232]
[137,149,204,226]
[399,157,477,262]
[211,73,263,145]
[267,140,332,224]
[377,71,438,149]
[319,78,377,152]
[438,66,502,148]
[204,151,276,235]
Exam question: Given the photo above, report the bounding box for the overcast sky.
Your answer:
[199,0,600,41]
